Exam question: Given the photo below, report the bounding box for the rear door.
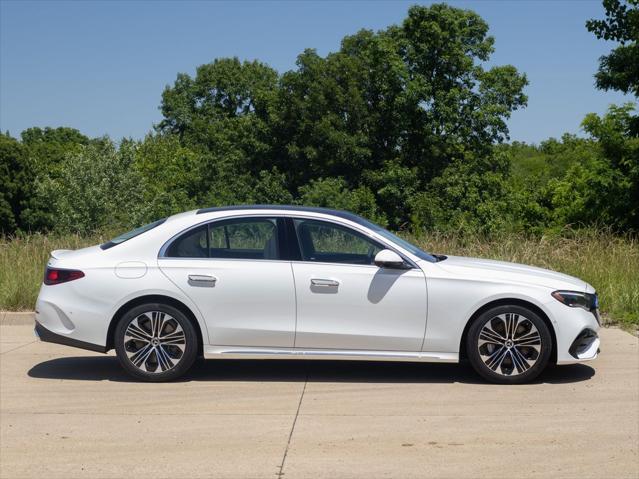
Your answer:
[158,216,296,347]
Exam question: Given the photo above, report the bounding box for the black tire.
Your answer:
[114,302,198,382]
[466,305,552,384]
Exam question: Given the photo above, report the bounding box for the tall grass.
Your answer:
[0,233,107,312]
[1,229,637,328]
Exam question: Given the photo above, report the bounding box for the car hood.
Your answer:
[430,255,592,292]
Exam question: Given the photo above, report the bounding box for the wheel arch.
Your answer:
[106,294,204,356]
[458,298,557,364]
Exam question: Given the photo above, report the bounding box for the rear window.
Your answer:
[100,218,166,250]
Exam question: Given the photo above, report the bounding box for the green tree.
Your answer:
[271,4,527,225]
[19,127,91,230]
[134,133,202,220]
[157,5,527,228]
[159,57,278,171]
[587,0,639,96]
[587,0,639,134]
[134,134,295,221]
[298,177,386,225]
[159,58,282,209]
[500,136,601,233]
[363,161,419,229]
[21,127,90,170]
[249,168,294,205]
[549,104,639,230]
[0,134,29,234]
[38,139,147,234]
[410,152,515,235]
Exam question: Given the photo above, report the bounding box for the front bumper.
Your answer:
[543,298,601,365]
[34,321,107,353]
[568,328,600,360]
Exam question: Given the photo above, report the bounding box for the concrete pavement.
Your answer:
[0,323,637,478]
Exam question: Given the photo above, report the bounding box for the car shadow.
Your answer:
[27,356,596,385]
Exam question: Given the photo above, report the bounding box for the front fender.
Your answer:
[423,275,553,353]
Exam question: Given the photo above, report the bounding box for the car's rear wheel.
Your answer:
[114,303,198,382]
[466,305,552,384]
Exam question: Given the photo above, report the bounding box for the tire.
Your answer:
[114,302,198,382]
[466,305,552,384]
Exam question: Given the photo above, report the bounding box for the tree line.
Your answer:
[1,2,637,236]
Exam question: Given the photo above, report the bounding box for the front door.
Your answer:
[290,218,428,351]
[158,217,296,347]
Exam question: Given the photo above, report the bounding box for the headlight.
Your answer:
[551,290,598,311]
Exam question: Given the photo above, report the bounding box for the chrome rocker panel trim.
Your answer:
[204,346,458,363]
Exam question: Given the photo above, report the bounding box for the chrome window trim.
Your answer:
[157,214,281,260]
[158,257,293,264]
[158,211,420,269]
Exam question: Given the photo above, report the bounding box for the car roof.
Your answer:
[195,205,378,229]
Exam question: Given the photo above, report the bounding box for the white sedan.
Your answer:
[34,206,601,383]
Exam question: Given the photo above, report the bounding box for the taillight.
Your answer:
[44,267,85,285]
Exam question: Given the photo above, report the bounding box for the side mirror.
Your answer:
[374,249,408,269]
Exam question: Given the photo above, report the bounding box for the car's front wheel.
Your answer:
[114,303,198,382]
[466,305,552,384]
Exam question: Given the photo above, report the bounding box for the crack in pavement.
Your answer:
[1,341,37,355]
[1,411,300,417]
[277,372,308,477]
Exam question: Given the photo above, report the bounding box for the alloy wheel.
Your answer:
[477,313,542,376]
[123,311,186,373]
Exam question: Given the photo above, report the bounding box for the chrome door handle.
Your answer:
[188,274,217,284]
[310,278,339,287]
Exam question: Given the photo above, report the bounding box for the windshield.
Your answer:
[100,218,166,250]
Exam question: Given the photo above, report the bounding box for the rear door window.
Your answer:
[209,218,279,260]
[165,217,280,260]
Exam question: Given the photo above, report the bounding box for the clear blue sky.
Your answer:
[0,0,633,144]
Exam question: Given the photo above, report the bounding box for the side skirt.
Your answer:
[203,346,458,363]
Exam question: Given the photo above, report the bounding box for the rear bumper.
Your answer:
[34,321,107,353]
[35,283,111,348]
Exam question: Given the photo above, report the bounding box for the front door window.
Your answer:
[293,219,383,265]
